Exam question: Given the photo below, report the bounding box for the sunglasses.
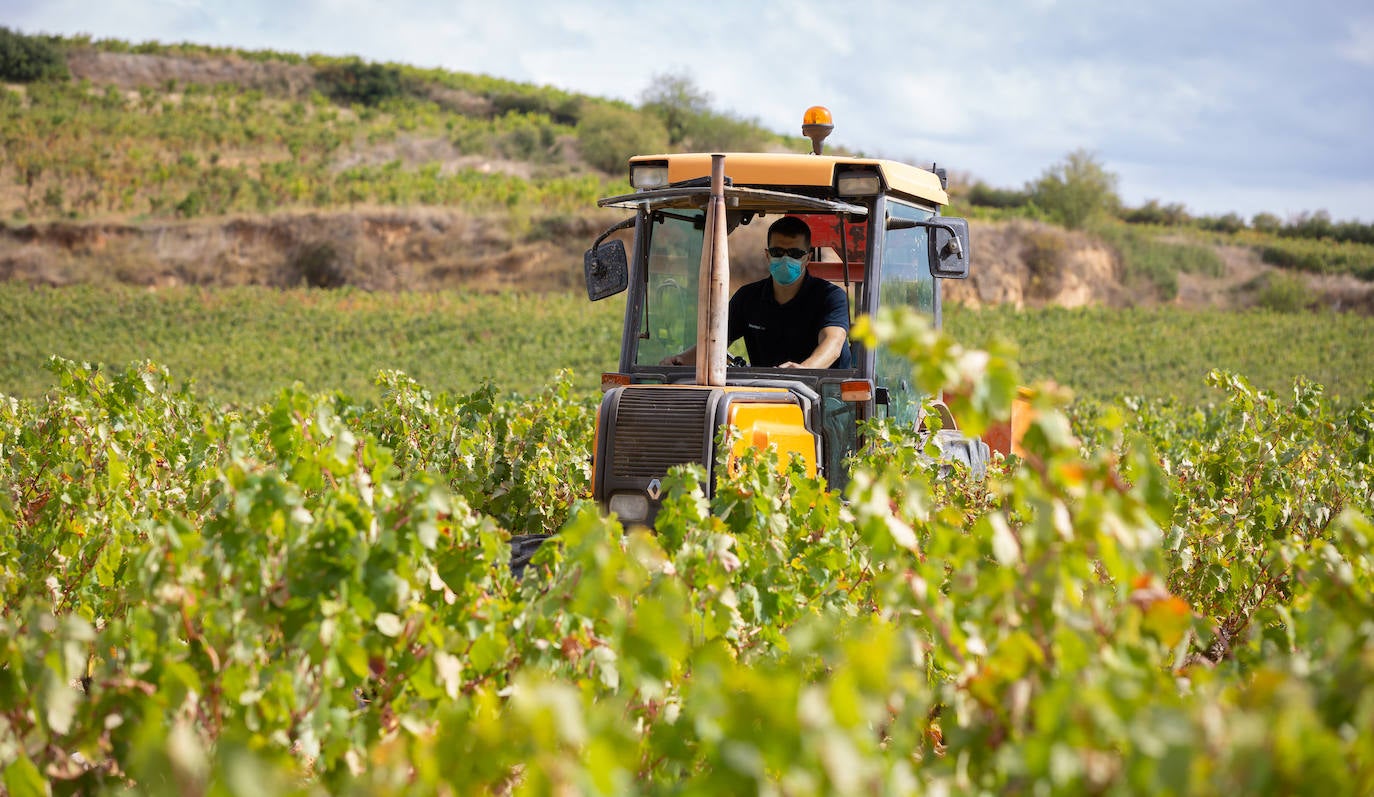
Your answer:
[765,247,810,259]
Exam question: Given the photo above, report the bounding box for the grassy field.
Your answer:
[2,284,1372,406]
[0,285,625,402]
[944,303,1374,406]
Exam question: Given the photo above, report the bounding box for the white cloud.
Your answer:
[1338,18,1374,66]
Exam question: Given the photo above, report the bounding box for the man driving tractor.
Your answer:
[661,215,852,369]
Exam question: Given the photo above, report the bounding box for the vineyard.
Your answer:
[2,308,1372,794]
[3,284,1373,406]
[945,303,1374,407]
[0,285,626,402]
[0,79,619,223]
[2,28,1374,794]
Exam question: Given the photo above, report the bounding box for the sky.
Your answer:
[6,0,1374,223]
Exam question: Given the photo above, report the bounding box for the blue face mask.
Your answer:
[769,256,804,286]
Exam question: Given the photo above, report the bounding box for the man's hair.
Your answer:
[768,216,812,247]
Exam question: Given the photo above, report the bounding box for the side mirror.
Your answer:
[584,239,628,301]
[926,217,970,279]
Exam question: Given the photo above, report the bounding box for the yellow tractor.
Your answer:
[582,108,992,525]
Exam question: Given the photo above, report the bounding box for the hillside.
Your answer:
[1,33,1373,313]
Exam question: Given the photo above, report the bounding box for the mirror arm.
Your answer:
[888,217,954,233]
[591,216,636,251]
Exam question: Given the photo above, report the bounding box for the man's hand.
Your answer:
[660,354,684,366]
[788,326,847,369]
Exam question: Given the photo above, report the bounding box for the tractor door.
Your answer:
[631,209,706,370]
[875,199,937,427]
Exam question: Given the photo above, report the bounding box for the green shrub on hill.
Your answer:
[1121,198,1191,226]
[315,59,407,107]
[965,181,1030,209]
[640,71,711,146]
[639,71,769,152]
[1255,271,1317,312]
[678,108,770,152]
[1196,211,1246,234]
[577,103,669,173]
[1029,149,1121,229]
[0,27,68,82]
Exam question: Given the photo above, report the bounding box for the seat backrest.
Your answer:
[808,259,864,284]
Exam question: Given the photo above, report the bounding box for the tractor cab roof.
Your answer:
[621,152,950,207]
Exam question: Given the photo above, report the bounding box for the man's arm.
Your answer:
[779,325,847,369]
[661,345,697,366]
[780,282,849,368]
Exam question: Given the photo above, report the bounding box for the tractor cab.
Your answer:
[583,108,981,524]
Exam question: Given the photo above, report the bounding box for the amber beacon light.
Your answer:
[801,106,834,155]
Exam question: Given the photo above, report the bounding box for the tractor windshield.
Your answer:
[632,208,871,368]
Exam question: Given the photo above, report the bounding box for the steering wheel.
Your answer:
[727,354,748,368]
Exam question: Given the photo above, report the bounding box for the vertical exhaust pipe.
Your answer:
[695,154,729,386]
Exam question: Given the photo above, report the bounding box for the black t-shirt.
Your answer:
[727,274,852,368]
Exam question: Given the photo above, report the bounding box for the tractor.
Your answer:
[581,107,998,525]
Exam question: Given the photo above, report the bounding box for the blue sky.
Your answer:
[6,0,1373,222]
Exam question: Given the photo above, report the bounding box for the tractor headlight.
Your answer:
[608,492,650,523]
[631,163,670,190]
[837,171,881,196]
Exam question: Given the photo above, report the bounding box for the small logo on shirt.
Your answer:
[747,323,766,331]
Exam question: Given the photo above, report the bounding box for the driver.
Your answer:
[662,215,852,369]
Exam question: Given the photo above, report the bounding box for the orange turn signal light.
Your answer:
[601,373,631,391]
[840,379,873,402]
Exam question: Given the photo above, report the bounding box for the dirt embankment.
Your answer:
[0,209,616,292]
[66,50,319,96]
[945,219,1127,309]
[947,220,1374,313]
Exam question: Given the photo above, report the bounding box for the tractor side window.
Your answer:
[876,200,936,426]
[879,201,935,315]
[635,209,704,367]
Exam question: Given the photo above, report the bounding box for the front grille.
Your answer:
[610,388,712,479]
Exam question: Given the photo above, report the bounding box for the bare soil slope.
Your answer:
[945,220,1127,309]
[0,209,614,292]
[7,211,1373,314]
[66,50,318,96]
[945,220,1374,313]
